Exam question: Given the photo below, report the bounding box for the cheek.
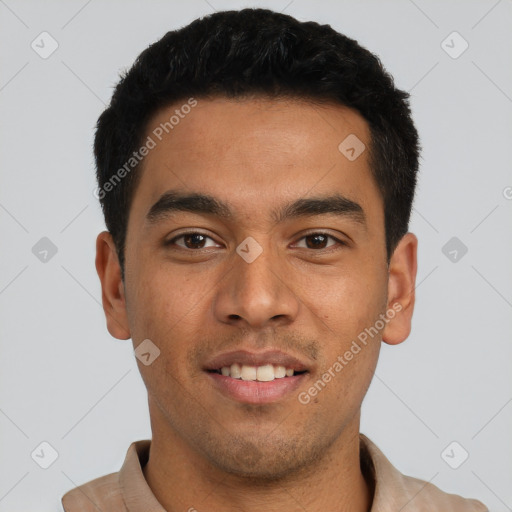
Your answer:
[128,269,200,398]
[130,260,196,329]
[302,261,387,337]
[125,268,193,382]
[298,260,386,399]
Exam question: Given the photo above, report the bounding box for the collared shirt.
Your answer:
[61,434,488,511]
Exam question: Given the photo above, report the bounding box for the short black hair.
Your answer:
[94,7,420,279]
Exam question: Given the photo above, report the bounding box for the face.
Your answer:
[96,96,417,480]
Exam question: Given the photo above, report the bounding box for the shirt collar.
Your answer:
[119,439,166,511]
[118,434,407,511]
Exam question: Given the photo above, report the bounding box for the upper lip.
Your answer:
[203,349,311,372]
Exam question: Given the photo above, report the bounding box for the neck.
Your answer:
[142,401,373,512]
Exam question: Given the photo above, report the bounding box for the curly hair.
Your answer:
[94,7,420,278]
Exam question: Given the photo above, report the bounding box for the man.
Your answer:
[62,8,488,511]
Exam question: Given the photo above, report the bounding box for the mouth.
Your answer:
[205,369,308,404]
[203,350,312,404]
[206,364,308,381]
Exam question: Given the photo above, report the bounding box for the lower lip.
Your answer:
[205,371,308,404]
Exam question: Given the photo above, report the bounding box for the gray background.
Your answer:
[1,0,511,509]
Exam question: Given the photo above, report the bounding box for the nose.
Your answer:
[212,238,300,330]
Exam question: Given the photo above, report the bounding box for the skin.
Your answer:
[96,96,417,512]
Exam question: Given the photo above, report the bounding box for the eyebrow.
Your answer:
[145,191,366,227]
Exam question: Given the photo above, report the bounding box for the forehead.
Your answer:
[130,97,380,226]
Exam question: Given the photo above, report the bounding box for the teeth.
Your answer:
[230,363,242,379]
[241,365,257,381]
[218,363,299,381]
[256,364,274,382]
[274,365,286,378]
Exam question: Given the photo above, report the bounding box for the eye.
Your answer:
[293,232,345,250]
[165,231,346,252]
[166,231,220,250]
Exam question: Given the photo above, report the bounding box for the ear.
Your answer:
[382,232,418,346]
[95,231,131,340]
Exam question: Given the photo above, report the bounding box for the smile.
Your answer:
[205,367,308,404]
[208,363,307,381]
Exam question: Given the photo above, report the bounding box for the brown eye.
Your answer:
[167,232,219,250]
[305,234,329,249]
[182,233,207,249]
[295,233,344,250]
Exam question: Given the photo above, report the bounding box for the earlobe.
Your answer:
[382,232,418,346]
[95,231,131,340]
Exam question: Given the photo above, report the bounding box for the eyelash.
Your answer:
[165,231,347,252]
